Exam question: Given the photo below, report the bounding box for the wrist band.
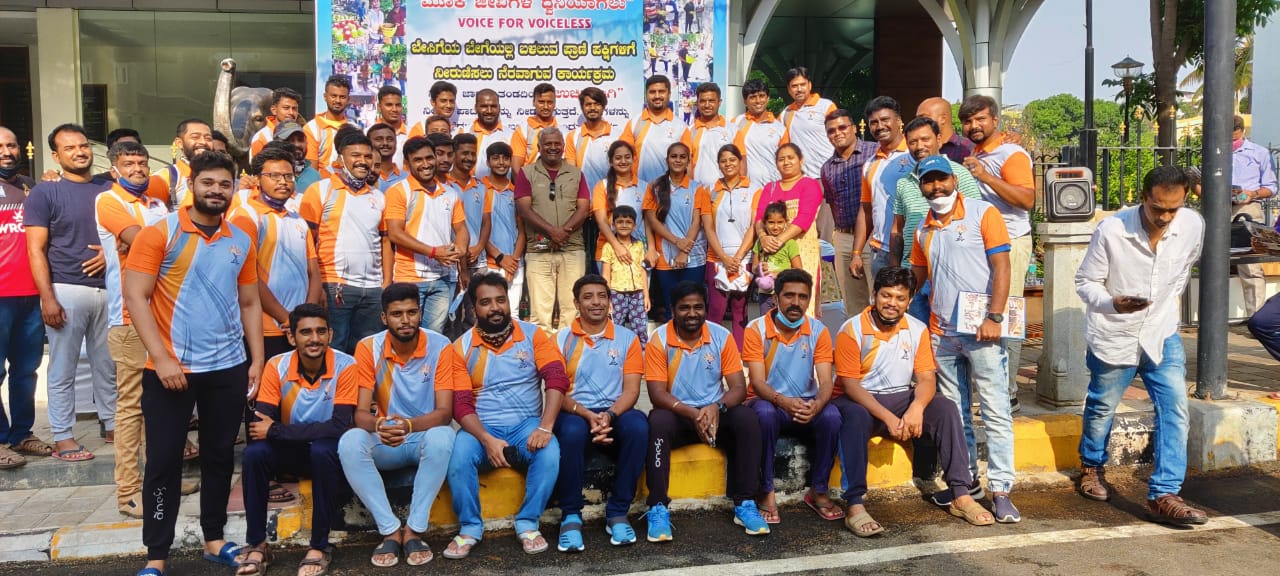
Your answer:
[375,416,386,429]
[537,426,552,434]
[429,247,437,259]
[672,400,683,411]
[496,253,505,264]
[404,418,413,434]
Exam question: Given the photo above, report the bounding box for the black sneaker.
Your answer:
[929,483,985,507]
[1011,396,1021,413]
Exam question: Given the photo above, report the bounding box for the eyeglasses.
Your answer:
[260,172,295,182]
[826,124,852,135]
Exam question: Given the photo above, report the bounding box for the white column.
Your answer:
[1035,221,1094,408]
[35,7,81,175]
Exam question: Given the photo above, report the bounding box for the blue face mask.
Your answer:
[0,166,16,181]
[773,309,806,330]
[114,169,150,198]
[260,192,288,212]
[338,159,367,192]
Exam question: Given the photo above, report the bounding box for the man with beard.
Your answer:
[94,141,170,515]
[687,83,734,187]
[731,79,788,184]
[959,95,1035,413]
[515,128,591,334]
[742,269,841,526]
[124,151,264,576]
[1074,166,1206,526]
[305,74,356,178]
[428,133,456,188]
[834,266,991,533]
[447,273,567,558]
[781,68,837,178]
[564,87,618,189]
[917,97,972,163]
[621,75,692,183]
[274,122,322,193]
[24,123,114,462]
[908,155,1018,523]
[249,88,303,162]
[158,118,214,208]
[300,129,389,354]
[463,89,516,179]
[820,109,878,317]
[0,125,50,470]
[851,97,912,284]
[239,304,357,576]
[367,123,404,192]
[231,145,323,360]
[551,274,648,551]
[338,282,465,568]
[384,136,468,334]
[642,281,767,541]
[510,82,561,169]
[374,85,409,168]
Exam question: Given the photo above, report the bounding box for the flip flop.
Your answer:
[202,541,245,567]
[52,443,94,462]
[403,538,433,566]
[183,441,200,461]
[268,483,295,503]
[518,530,549,554]
[844,510,884,537]
[296,548,331,576]
[136,568,165,576]
[804,492,846,521]
[0,445,25,469]
[369,538,401,567]
[442,535,477,560]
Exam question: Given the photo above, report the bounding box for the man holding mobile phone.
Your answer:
[1074,166,1205,526]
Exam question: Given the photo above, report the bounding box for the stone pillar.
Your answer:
[35,8,81,176]
[1035,221,1095,408]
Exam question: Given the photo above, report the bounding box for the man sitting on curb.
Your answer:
[338,283,463,568]
[833,266,994,536]
[238,304,357,576]
[642,281,769,541]
[743,269,843,525]
[552,274,649,551]
[448,273,566,557]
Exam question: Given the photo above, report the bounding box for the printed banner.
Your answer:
[315,0,727,131]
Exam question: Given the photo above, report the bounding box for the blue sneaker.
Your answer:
[929,483,985,507]
[733,500,771,536]
[605,518,637,546]
[644,503,673,542]
[557,513,584,552]
[992,493,1022,523]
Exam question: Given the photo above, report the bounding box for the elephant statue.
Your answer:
[213,58,273,167]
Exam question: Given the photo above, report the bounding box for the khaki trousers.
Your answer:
[108,324,146,505]
[525,250,586,334]
[1006,234,1033,396]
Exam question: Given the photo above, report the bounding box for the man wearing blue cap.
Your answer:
[909,155,1020,524]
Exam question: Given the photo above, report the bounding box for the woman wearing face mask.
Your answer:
[753,143,824,316]
[592,141,648,268]
[701,144,759,349]
[643,142,711,319]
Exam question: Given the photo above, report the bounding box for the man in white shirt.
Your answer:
[1074,165,1206,526]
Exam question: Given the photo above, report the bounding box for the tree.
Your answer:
[1178,35,1255,114]
[1148,0,1278,162]
[1022,94,1125,154]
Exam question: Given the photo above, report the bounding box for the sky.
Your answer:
[941,0,1155,106]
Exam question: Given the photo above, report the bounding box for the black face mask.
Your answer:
[870,306,902,329]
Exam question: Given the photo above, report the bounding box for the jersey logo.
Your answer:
[515,349,531,368]
[608,347,621,365]
[229,245,244,266]
[800,341,811,358]
[701,350,716,370]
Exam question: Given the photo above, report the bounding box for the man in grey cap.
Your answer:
[276,120,322,193]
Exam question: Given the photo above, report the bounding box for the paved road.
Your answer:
[5,464,1280,575]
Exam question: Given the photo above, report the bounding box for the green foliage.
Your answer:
[1021,94,1126,153]
[1169,0,1279,66]
[1101,73,1160,121]
[747,70,788,117]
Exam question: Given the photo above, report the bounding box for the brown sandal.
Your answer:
[11,436,54,457]
[1077,466,1110,501]
[1148,494,1208,526]
[0,445,25,469]
[949,499,995,526]
[296,548,331,576]
[235,543,273,576]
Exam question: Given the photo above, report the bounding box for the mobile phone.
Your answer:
[502,445,520,463]
[1127,296,1150,306]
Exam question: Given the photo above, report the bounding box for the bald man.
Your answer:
[916,98,972,164]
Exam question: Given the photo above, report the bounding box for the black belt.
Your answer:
[835,227,855,234]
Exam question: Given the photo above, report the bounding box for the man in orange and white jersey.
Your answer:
[157,119,214,209]
[781,68,837,178]
[373,85,409,168]
[305,74,356,179]
[564,87,618,190]
[510,83,561,170]
[731,79,788,184]
[620,75,691,183]
[409,80,460,138]
[688,83,734,187]
[462,89,518,180]
[249,88,302,162]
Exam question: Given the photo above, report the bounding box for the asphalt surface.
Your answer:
[6,464,1280,575]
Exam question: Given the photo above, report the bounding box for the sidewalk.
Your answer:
[2,327,1278,562]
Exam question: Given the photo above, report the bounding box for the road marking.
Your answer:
[617,510,1280,576]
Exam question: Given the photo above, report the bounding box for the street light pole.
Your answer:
[1082,0,1097,173]
[1122,79,1132,145]
[1196,0,1236,400]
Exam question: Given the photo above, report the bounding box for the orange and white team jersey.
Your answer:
[833,307,936,397]
[619,108,692,183]
[124,208,258,372]
[731,112,789,184]
[304,111,353,178]
[689,115,735,188]
[248,116,281,162]
[257,348,360,424]
[229,195,316,337]
[909,194,1012,336]
[510,116,560,167]
[356,328,471,418]
[374,118,409,168]
[156,159,192,208]
[782,93,838,177]
[383,177,467,283]
[300,176,387,289]
[95,183,170,327]
[972,132,1035,238]
[860,140,912,250]
[706,177,761,262]
[565,121,617,189]
[462,120,517,179]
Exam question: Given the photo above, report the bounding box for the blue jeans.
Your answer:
[338,426,456,535]
[416,279,456,334]
[324,283,385,354]
[448,417,560,539]
[0,296,44,445]
[869,247,892,280]
[553,409,648,520]
[908,281,932,323]
[932,334,1015,493]
[1080,334,1188,500]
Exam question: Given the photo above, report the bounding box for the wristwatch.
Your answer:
[986,312,1004,324]
[715,401,727,414]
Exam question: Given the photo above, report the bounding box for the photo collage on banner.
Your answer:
[315,1,728,135]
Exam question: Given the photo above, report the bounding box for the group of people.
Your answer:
[0,65,1222,576]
